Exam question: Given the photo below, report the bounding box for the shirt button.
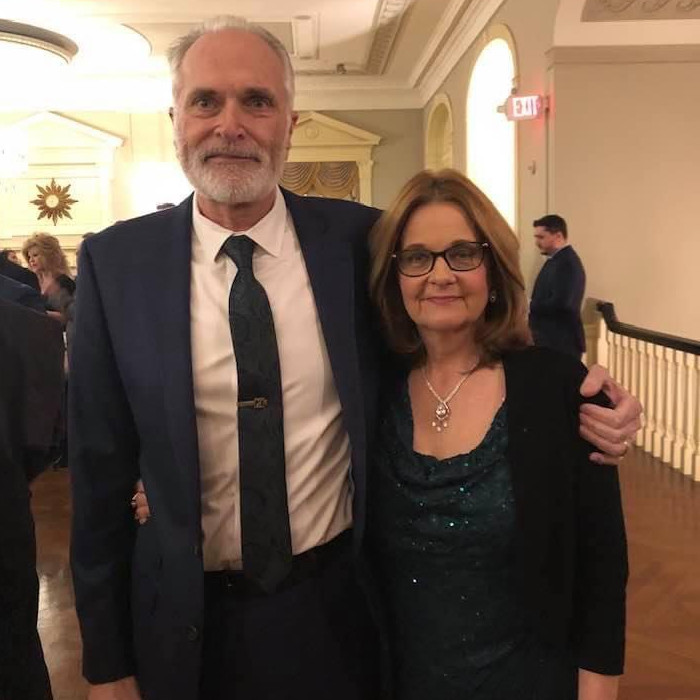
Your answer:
[186,625,200,642]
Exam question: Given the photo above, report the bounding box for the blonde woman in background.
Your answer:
[22,233,76,326]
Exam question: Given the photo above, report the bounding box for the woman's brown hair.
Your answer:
[369,168,531,365]
[21,232,71,278]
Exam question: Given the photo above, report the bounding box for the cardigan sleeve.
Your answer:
[562,359,628,675]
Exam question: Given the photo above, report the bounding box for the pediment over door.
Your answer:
[0,112,124,256]
[287,112,381,205]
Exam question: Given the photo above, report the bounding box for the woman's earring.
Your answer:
[489,290,497,304]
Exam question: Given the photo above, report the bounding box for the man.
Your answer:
[529,214,587,358]
[0,273,46,312]
[0,298,64,700]
[70,17,640,700]
[0,249,40,292]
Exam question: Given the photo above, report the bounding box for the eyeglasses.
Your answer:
[392,242,489,277]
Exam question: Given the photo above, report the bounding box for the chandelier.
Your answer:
[0,18,78,71]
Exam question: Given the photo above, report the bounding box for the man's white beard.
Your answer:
[176,137,285,205]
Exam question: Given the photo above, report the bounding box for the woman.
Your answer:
[366,169,627,700]
[21,233,75,326]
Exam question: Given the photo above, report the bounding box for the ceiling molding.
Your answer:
[409,0,470,86]
[365,0,414,74]
[582,0,700,21]
[547,42,700,65]
[416,0,508,105]
[294,85,423,110]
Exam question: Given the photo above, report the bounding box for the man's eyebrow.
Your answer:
[242,86,276,101]
[187,88,218,102]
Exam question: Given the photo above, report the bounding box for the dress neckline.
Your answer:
[399,379,507,465]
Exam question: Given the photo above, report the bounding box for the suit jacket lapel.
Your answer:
[154,196,202,522]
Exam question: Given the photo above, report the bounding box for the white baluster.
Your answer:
[597,318,609,369]
[622,335,632,391]
[689,354,700,481]
[673,350,687,473]
[609,332,618,383]
[636,340,647,449]
[616,333,624,384]
[643,341,655,453]
[662,346,676,466]
[652,344,665,459]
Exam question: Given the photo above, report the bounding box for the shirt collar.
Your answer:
[192,188,287,264]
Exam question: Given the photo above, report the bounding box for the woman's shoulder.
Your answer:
[501,346,589,415]
[502,346,587,384]
[56,273,76,294]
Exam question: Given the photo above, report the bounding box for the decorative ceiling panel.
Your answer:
[582,0,700,22]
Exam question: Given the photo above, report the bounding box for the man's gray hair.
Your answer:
[167,16,295,102]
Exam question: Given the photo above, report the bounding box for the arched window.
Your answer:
[466,38,516,227]
[425,95,453,171]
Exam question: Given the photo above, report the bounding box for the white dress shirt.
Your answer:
[190,189,353,571]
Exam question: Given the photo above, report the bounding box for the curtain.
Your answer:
[281,161,359,200]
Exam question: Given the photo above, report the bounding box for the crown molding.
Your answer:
[416,0,507,105]
[409,0,469,86]
[294,85,422,110]
[548,42,700,65]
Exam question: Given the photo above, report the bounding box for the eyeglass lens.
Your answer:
[396,242,485,276]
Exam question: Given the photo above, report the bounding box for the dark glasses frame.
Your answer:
[392,241,490,277]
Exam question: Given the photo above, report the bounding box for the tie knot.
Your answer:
[223,235,254,270]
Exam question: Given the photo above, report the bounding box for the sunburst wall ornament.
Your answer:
[30,178,78,225]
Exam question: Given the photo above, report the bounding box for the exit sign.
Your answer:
[504,95,545,121]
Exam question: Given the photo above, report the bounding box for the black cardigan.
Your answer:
[502,346,627,675]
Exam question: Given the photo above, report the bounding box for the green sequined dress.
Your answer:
[368,382,577,700]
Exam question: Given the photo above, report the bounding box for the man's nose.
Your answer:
[214,101,245,139]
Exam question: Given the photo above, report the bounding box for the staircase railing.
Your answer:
[595,302,700,480]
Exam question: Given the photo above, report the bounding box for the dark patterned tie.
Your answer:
[223,234,292,592]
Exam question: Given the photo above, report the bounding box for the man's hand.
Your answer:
[579,364,643,465]
[131,479,150,524]
[88,677,142,700]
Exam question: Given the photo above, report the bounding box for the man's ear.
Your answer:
[287,111,299,149]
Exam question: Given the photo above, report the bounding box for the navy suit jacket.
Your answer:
[0,274,46,312]
[0,299,63,699]
[69,190,383,696]
[529,245,586,357]
[0,257,40,292]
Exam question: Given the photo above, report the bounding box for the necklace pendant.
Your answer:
[435,402,449,421]
[432,402,450,432]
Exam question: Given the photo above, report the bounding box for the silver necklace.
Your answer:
[422,364,478,432]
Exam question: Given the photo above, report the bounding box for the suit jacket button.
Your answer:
[186,625,200,642]
[193,544,201,557]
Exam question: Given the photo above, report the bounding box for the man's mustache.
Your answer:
[199,145,264,163]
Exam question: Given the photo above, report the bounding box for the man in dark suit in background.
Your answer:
[0,274,46,312]
[70,17,641,700]
[529,214,586,358]
[0,249,40,292]
[0,299,64,700]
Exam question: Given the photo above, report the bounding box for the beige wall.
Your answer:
[325,110,424,210]
[423,3,700,341]
[549,46,700,339]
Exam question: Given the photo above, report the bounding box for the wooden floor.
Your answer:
[31,448,700,699]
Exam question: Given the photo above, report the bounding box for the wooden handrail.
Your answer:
[597,301,700,356]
